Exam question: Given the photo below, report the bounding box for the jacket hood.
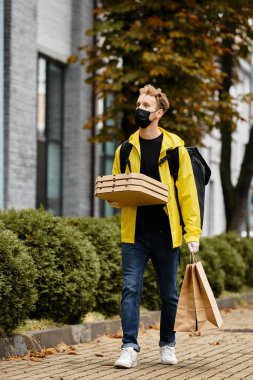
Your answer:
[129,127,184,155]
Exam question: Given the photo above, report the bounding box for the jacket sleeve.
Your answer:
[176,146,202,244]
[112,145,121,175]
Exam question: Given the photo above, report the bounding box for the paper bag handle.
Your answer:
[190,251,200,264]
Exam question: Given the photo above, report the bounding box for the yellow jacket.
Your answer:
[112,127,202,247]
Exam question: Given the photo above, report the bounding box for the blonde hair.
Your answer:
[139,84,170,113]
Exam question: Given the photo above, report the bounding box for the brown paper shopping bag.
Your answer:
[191,263,209,331]
[174,264,198,332]
[193,260,223,330]
[174,253,223,332]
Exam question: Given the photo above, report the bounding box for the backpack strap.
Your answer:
[120,140,133,173]
[159,147,184,227]
[158,147,179,182]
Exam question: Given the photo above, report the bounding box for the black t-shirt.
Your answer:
[135,133,171,233]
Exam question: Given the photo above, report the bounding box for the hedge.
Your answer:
[206,236,246,292]
[219,232,253,287]
[0,221,37,334]
[0,208,100,324]
[65,216,122,318]
[0,207,252,334]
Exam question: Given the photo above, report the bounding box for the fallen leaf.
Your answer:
[108,334,123,339]
[148,323,160,330]
[189,330,201,337]
[209,341,221,345]
[29,351,46,358]
[108,329,123,339]
[5,342,78,361]
[30,357,41,362]
[45,348,55,355]
[55,343,69,352]
[222,308,232,313]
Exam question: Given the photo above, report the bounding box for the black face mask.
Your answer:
[135,108,155,129]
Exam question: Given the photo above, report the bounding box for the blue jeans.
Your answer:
[120,231,180,352]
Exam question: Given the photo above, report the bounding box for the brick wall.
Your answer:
[4,0,37,208]
[62,0,94,216]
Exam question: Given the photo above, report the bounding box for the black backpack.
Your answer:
[119,140,211,229]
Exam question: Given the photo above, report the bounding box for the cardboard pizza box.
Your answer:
[96,173,168,192]
[95,173,168,208]
[95,178,168,197]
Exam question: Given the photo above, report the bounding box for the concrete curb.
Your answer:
[0,293,252,360]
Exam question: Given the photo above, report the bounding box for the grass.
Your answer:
[13,319,64,334]
[220,285,253,297]
[82,306,150,323]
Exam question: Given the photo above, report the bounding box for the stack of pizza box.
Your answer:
[95,173,168,208]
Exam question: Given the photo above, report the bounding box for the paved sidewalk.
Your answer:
[1,304,253,380]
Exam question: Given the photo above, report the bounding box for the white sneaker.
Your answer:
[160,345,178,365]
[114,347,138,369]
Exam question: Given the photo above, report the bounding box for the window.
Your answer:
[36,56,64,215]
[100,140,119,216]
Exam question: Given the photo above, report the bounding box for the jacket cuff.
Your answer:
[184,235,200,244]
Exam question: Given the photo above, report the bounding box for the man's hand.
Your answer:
[187,241,199,253]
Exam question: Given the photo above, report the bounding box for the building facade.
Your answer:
[3,0,96,217]
[1,0,253,236]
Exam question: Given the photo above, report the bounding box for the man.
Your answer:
[110,84,201,369]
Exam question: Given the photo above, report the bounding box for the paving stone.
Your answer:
[0,304,252,380]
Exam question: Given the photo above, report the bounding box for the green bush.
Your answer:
[206,236,246,292]
[109,213,121,226]
[0,221,37,334]
[198,239,225,297]
[65,216,122,318]
[0,208,100,324]
[219,232,253,287]
[246,237,253,285]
